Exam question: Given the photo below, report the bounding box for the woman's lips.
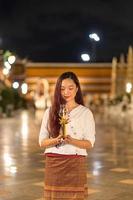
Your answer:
[64,96,70,99]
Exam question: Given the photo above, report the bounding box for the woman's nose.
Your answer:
[64,89,69,95]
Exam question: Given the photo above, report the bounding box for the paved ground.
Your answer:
[0,108,133,200]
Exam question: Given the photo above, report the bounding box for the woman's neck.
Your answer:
[66,101,79,112]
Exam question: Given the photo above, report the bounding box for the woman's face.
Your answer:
[61,78,78,102]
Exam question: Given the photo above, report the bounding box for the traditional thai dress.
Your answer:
[39,104,95,200]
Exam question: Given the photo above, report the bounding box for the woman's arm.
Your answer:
[40,134,63,148]
[64,135,92,149]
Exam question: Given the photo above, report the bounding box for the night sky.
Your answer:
[0,0,133,62]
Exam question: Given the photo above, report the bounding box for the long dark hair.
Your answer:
[49,71,84,138]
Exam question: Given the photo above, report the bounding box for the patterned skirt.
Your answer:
[44,153,88,200]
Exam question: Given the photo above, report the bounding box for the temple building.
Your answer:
[0,46,133,200]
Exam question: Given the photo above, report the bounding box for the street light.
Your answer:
[126,82,132,93]
[21,83,28,94]
[3,68,9,76]
[89,33,100,42]
[8,55,16,64]
[89,32,100,61]
[81,53,90,62]
[4,61,11,70]
[12,81,19,89]
[3,51,16,74]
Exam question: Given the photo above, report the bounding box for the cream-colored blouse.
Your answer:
[39,105,96,156]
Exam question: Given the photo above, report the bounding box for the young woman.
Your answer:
[39,71,96,200]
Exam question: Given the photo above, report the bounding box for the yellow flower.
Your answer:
[59,117,69,125]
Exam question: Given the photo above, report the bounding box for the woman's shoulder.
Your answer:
[80,105,92,112]
[79,105,94,116]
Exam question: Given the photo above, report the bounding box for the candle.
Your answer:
[59,104,69,138]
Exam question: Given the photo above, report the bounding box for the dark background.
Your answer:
[0,0,133,62]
